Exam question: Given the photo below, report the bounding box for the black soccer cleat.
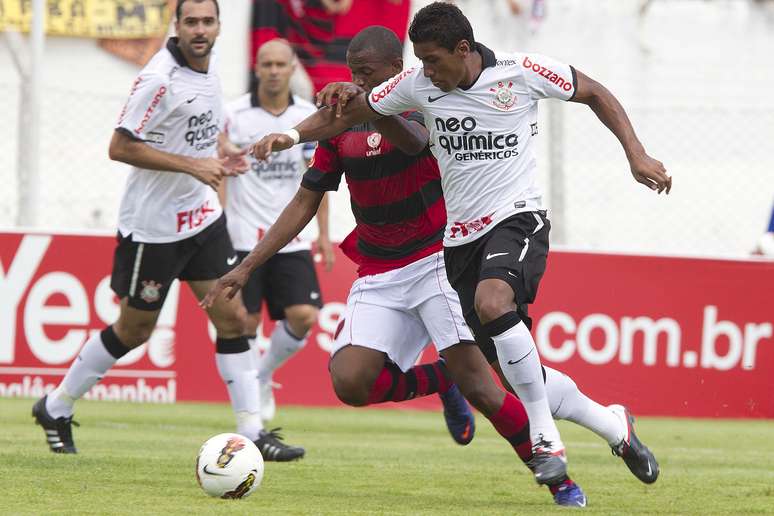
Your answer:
[609,404,660,484]
[32,396,79,454]
[254,428,305,462]
[527,434,568,486]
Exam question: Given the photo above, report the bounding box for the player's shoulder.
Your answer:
[369,65,426,104]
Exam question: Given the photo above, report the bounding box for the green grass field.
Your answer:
[2,398,773,515]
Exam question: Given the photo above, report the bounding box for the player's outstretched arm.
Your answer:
[200,185,325,308]
[570,70,672,194]
[372,116,429,156]
[251,87,380,160]
[109,130,233,190]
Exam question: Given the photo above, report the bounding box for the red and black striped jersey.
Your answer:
[302,113,445,276]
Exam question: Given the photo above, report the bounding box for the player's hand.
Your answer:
[250,133,294,161]
[190,157,229,189]
[222,149,249,176]
[315,82,364,117]
[629,153,672,194]
[316,235,335,271]
[199,265,250,308]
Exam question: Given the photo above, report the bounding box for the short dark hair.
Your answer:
[408,2,475,52]
[348,26,403,61]
[176,0,220,20]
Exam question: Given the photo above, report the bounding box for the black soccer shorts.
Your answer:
[237,250,323,320]
[443,210,551,363]
[110,214,238,311]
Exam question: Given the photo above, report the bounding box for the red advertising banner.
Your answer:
[1,231,772,418]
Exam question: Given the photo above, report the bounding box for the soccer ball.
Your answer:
[195,433,264,499]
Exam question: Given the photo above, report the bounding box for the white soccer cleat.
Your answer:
[259,379,277,422]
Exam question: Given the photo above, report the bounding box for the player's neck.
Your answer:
[459,51,483,89]
[258,89,290,115]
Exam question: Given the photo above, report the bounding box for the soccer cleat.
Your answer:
[438,384,475,445]
[552,481,588,508]
[528,434,568,486]
[258,379,277,422]
[609,404,659,484]
[32,396,79,454]
[253,428,305,462]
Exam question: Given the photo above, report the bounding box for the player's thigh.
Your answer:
[109,232,189,313]
[265,251,323,322]
[414,255,475,353]
[333,282,429,373]
[188,279,247,337]
[478,211,551,306]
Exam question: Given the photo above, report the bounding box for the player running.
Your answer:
[205,22,662,506]
[246,1,670,487]
[31,0,303,462]
[217,39,334,439]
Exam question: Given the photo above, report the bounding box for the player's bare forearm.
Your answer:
[239,186,324,274]
[372,116,429,155]
[109,129,196,174]
[570,70,672,193]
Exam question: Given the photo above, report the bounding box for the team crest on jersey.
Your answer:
[139,280,162,303]
[366,132,382,157]
[490,81,517,110]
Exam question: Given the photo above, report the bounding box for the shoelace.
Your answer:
[261,427,291,447]
[57,418,80,444]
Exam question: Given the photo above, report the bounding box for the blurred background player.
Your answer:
[31,0,302,462]
[218,39,334,442]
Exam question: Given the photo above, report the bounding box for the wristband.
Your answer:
[282,128,300,145]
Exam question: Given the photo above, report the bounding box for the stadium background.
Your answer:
[1,0,773,419]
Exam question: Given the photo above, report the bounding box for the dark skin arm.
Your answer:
[200,185,325,307]
[570,69,672,194]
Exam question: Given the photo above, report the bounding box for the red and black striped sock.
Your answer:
[487,392,533,463]
[366,361,453,404]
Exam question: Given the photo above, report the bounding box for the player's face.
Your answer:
[256,43,295,95]
[413,40,469,92]
[175,0,220,59]
[347,49,403,91]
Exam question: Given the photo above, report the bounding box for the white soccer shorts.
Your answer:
[331,252,474,372]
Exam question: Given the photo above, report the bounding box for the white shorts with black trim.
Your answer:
[331,251,474,372]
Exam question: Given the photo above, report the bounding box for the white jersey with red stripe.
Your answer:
[223,92,317,253]
[115,38,224,244]
[366,43,577,247]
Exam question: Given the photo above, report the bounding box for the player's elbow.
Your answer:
[108,130,133,163]
[403,139,428,156]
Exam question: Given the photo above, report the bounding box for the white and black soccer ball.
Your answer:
[196,433,264,499]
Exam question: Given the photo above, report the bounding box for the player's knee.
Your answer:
[212,308,247,338]
[331,370,370,407]
[286,306,318,335]
[113,320,155,348]
[474,282,515,324]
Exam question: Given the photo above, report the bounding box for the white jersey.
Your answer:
[367,43,576,247]
[115,38,224,243]
[223,92,317,253]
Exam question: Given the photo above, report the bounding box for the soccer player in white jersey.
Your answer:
[218,39,334,429]
[224,2,672,486]
[32,0,304,462]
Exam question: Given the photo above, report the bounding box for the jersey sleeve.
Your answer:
[521,53,577,101]
[366,67,422,117]
[116,72,172,140]
[301,139,344,192]
[402,110,426,127]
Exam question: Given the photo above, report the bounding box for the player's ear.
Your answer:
[456,40,471,57]
[391,57,403,74]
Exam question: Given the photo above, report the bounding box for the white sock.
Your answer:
[544,366,626,446]
[215,350,263,441]
[492,321,563,448]
[257,321,307,382]
[46,331,118,418]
